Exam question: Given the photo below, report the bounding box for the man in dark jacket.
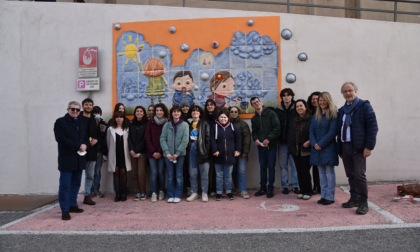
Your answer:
[274,88,299,195]
[338,82,378,215]
[250,97,281,198]
[54,101,88,220]
[78,98,98,205]
[92,106,107,198]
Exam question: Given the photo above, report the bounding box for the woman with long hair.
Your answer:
[229,106,251,199]
[128,106,148,201]
[145,103,168,202]
[160,105,189,203]
[287,100,313,200]
[204,99,219,196]
[309,92,339,206]
[106,111,131,202]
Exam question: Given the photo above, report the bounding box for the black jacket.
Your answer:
[210,121,241,165]
[273,101,295,144]
[128,119,148,154]
[189,119,211,164]
[96,118,108,154]
[54,113,89,172]
[78,113,98,161]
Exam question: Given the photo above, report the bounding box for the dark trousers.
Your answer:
[292,155,312,195]
[59,170,83,212]
[342,142,368,203]
[312,165,320,188]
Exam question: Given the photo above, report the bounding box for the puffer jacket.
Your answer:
[273,101,295,144]
[210,120,241,165]
[160,120,189,157]
[309,114,339,166]
[337,99,378,154]
[230,117,251,154]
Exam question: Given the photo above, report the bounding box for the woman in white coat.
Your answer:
[107,111,131,202]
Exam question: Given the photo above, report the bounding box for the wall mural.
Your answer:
[113,16,281,118]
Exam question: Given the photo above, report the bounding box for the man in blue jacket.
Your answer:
[54,101,89,220]
[338,82,378,215]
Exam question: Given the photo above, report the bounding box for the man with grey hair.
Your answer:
[54,101,89,220]
[338,82,378,215]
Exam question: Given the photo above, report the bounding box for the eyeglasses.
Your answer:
[70,108,81,112]
[230,111,238,114]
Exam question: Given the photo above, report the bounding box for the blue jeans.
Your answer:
[233,156,248,192]
[93,154,103,192]
[214,164,233,194]
[318,165,336,201]
[279,144,298,188]
[189,142,209,194]
[165,156,185,198]
[257,147,277,190]
[59,170,82,212]
[149,158,165,194]
[84,161,96,196]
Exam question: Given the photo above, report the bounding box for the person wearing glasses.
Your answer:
[229,106,251,199]
[54,101,89,221]
[250,97,281,198]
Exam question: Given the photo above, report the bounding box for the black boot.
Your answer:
[114,193,120,202]
[121,193,127,201]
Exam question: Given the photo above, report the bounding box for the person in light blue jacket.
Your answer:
[160,105,189,203]
[309,92,339,206]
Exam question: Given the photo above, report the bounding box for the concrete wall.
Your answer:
[1,2,419,194]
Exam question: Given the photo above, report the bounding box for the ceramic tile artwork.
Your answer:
[116,24,279,115]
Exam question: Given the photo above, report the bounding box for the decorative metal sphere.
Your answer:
[201,72,210,81]
[180,43,189,52]
[114,23,121,31]
[247,19,254,26]
[211,41,219,49]
[298,53,308,61]
[169,26,176,34]
[281,29,293,40]
[285,73,296,83]
[159,51,167,58]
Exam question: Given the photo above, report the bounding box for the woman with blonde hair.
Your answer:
[309,92,339,206]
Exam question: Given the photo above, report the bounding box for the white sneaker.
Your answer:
[202,193,208,202]
[187,193,198,202]
[297,194,304,199]
[241,191,250,199]
[173,197,181,203]
[303,195,311,200]
[167,197,174,203]
[151,192,157,202]
[159,190,165,200]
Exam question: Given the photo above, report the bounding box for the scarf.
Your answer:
[342,97,360,126]
[154,116,168,125]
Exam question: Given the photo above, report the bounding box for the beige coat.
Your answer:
[106,127,132,172]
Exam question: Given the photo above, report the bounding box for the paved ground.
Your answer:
[0,183,419,251]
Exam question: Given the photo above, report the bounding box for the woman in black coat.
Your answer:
[287,99,313,200]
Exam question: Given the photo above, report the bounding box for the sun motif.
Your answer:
[118,35,143,65]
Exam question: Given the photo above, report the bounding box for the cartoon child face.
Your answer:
[214,76,235,96]
[173,75,195,92]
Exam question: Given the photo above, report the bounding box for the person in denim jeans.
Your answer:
[160,106,189,203]
[229,106,251,199]
[186,106,211,202]
[210,110,241,201]
[145,103,168,202]
[309,92,339,206]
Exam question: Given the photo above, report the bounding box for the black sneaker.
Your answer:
[62,212,71,221]
[342,199,359,208]
[139,194,147,201]
[322,200,335,205]
[317,198,326,204]
[69,205,84,213]
[282,188,289,194]
[227,193,234,200]
[293,187,300,194]
[356,203,369,215]
[83,196,96,205]
[216,194,222,201]
[254,189,267,197]
[267,189,274,198]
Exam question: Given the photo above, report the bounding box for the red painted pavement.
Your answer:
[4,184,419,231]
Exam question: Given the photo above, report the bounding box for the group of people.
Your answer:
[54,81,378,221]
